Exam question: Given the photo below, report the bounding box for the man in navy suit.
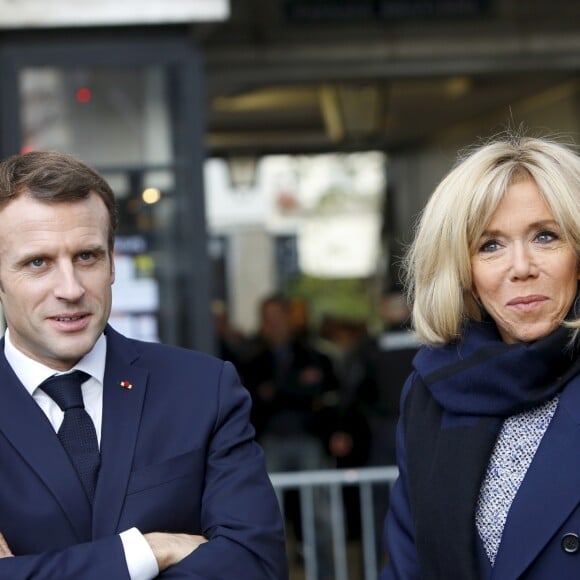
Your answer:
[0,150,288,579]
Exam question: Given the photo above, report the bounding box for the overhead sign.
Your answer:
[0,0,229,28]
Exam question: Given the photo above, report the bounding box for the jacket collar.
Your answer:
[91,325,148,538]
[492,378,580,577]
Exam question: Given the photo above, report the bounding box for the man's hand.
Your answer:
[0,529,206,568]
[144,532,207,572]
[0,533,13,558]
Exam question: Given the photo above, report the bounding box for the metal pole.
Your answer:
[329,483,348,580]
[360,482,378,580]
[300,485,318,580]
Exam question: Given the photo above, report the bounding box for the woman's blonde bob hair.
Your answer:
[405,133,580,345]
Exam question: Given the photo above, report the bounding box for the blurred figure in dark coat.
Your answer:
[240,293,340,579]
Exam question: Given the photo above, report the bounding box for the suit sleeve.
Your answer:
[0,535,130,580]
[380,374,421,580]
[159,361,288,580]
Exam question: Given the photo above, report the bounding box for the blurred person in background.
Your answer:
[241,293,340,579]
[211,298,248,369]
[242,293,339,466]
[374,288,419,467]
[382,133,580,579]
[326,291,417,565]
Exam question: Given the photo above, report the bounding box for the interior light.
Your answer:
[75,87,92,104]
[142,188,161,204]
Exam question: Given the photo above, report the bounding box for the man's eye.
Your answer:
[79,252,94,261]
[30,258,45,268]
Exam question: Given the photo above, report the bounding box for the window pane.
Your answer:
[19,66,171,167]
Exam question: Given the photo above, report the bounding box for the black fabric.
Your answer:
[404,321,580,580]
[240,338,340,439]
[40,371,100,504]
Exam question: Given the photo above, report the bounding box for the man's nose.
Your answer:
[54,264,85,300]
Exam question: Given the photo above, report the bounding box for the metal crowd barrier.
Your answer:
[269,466,399,580]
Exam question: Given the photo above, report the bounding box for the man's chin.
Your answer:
[43,337,98,369]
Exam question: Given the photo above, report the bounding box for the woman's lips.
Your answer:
[506,295,547,310]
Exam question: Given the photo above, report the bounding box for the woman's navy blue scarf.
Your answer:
[404,320,580,579]
[419,320,578,417]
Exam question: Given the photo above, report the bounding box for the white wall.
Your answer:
[0,0,229,28]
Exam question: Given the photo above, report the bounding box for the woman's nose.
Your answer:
[509,243,537,280]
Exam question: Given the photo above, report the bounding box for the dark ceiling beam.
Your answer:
[204,31,580,95]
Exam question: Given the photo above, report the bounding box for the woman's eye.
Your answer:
[479,239,500,253]
[535,230,558,243]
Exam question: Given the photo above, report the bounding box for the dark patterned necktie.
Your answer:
[40,371,100,503]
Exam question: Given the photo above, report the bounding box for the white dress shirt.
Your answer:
[4,329,159,580]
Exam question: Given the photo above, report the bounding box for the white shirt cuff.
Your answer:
[119,527,159,580]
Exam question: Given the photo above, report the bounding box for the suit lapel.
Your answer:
[0,351,92,541]
[492,379,580,578]
[92,326,148,538]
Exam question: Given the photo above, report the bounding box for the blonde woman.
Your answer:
[381,134,580,579]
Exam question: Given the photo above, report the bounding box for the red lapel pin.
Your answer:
[119,380,133,390]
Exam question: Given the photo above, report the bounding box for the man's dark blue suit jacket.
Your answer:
[0,325,288,579]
